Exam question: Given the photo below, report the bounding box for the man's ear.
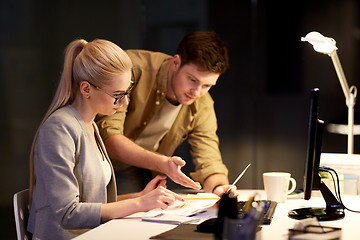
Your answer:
[172,54,181,70]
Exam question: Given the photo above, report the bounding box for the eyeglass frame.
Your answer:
[86,80,135,105]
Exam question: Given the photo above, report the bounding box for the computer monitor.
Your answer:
[288,88,345,221]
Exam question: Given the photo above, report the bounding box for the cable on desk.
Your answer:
[319,166,360,213]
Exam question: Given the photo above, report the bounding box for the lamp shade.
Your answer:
[301,31,338,54]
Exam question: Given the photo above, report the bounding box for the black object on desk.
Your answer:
[197,198,278,234]
[196,192,238,238]
[288,89,345,221]
[196,218,218,233]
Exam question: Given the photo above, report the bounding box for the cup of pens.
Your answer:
[222,197,264,240]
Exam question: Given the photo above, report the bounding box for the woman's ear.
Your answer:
[79,81,91,98]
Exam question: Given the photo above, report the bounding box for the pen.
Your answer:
[226,163,251,194]
[243,195,255,213]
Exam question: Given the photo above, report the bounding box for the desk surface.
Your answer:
[73,190,360,240]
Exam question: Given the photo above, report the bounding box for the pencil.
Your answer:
[225,163,251,193]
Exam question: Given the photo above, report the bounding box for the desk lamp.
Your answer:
[301,31,358,154]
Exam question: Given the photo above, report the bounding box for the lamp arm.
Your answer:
[328,50,357,154]
[329,51,351,102]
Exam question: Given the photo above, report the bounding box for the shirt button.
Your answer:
[143,121,147,125]
[156,90,160,94]
[155,101,160,105]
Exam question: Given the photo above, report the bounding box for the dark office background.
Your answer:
[1,0,359,238]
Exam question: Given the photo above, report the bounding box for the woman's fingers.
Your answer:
[155,187,184,209]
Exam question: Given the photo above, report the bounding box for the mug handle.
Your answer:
[287,177,296,195]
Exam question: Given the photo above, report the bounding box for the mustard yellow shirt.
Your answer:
[96,50,228,183]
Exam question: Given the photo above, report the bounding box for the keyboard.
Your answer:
[237,200,278,225]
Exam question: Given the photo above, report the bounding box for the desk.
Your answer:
[73,190,360,240]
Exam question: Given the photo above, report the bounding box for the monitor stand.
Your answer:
[288,181,345,221]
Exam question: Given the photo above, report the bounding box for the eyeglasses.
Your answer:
[87,80,135,105]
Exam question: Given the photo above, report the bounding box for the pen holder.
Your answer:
[215,192,238,239]
[222,201,265,240]
[222,216,261,240]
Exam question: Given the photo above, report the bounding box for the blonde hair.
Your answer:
[29,39,132,197]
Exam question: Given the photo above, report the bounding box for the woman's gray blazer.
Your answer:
[28,105,117,240]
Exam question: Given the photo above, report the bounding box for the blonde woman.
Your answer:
[27,39,183,240]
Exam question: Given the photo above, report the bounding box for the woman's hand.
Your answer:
[138,186,184,212]
[140,175,167,196]
[102,184,184,222]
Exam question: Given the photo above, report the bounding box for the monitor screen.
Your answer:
[288,88,345,221]
[303,88,322,200]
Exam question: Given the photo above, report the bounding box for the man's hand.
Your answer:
[212,184,238,197]
[164,156,201,190]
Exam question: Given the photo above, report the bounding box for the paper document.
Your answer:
[128,193,220,224]
[142,215,199,225]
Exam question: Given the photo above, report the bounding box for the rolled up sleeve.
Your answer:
[187,97,228,183]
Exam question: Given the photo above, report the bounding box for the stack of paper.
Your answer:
[128,193,220,224]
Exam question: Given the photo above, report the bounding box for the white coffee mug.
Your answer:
[263,172,296,203]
